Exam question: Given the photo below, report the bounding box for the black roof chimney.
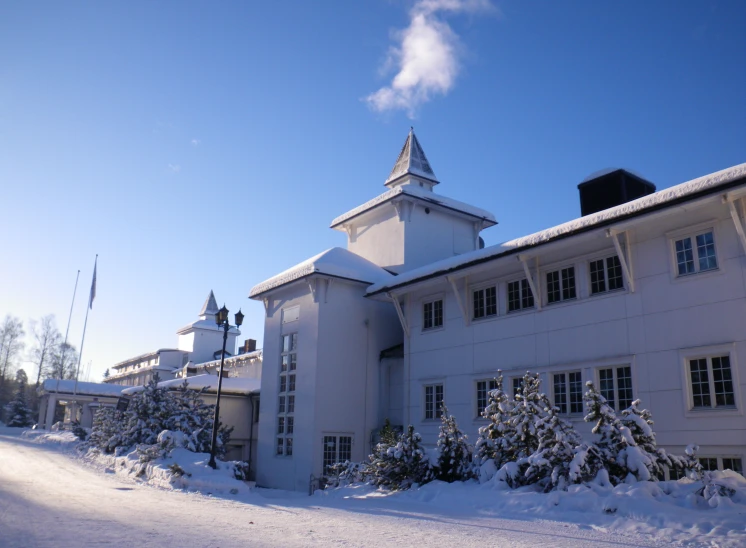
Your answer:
[578,169,656,216]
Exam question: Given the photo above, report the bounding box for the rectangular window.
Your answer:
[323,435,354,474]
[507,279,534,312]
[423,299,444,330]
[476,379,498,416]
[277,333,297,456]
[699,457,719,472]
[590,256,624,295]
[472,286,497,320]
[546,267,576,304]
[675,230,718,276]
[723,458,743,475]
[597,366,633,411]
[512,377,523,398]
[688,355,735,409]
[553,371,583,414]
[424,384,444,419]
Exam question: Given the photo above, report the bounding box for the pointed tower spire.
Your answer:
[199,290,219,318]
[384,128,439,188]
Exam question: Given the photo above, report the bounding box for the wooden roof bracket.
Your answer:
[446,275,470,326]
[517,254,541,310]
[606,228,635,293]
[724,194,746,256]
[387,292,410,338]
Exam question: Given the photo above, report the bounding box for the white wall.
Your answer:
[395,196,746,462]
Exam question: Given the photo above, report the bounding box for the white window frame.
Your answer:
[422,295,445,332]
[594,364,634,412]
[424,383,444,420]
[506,277,534,313]
[471,282,498,321]
[322,433,354,474]
[680,344,741,417]
[667,221,724,282]
[475,378,498,418]
[543,264,578,306]
[551,370,584,415]
[588,252,625,296]
[697,456,744,475]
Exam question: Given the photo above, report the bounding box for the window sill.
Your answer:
[672,267,723,284]
[589,287,626,298]
[472,314,499,323]
[684,406,742,419]
[421,326,445,334]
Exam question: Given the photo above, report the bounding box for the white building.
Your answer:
[250,129,746,491]
[106,290,245,386]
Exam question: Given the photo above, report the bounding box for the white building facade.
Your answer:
[250,129,746,491]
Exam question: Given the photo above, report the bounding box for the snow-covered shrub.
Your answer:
[368,425,433,490]
[4,377,34,427]
[505,372,545,466]
[71,421,88,441]
[434,405,473,482]
[84,377,231,460]
[474,370,514,472]
[324,461,368,488]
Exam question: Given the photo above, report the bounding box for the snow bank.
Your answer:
[23,426,251,497]
[320,473,746,547]
[82,447,252,496]
[22,429,82,448]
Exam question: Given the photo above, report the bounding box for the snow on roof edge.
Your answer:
[249,248,393,299]
[367,162,746,296]
[330,186,496,228]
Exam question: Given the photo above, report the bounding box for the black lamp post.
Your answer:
[208,304,244,469]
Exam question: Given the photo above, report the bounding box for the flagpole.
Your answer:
[56,270,80,395]
[74,255,97,397]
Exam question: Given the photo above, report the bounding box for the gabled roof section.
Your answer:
[199,290,219,317]
[385,128,439,186]
[367,162,746,296]
[330,185,496,229]
[250,247,394,298]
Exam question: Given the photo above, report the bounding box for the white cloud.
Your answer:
[168,164,181,173]
[365,0,495,117]
[191,138,201,147]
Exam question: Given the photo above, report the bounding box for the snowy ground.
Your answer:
[0,428,742,548]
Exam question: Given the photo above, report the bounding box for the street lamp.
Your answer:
[208,304,244,469]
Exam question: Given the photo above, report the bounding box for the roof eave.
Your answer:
[368,173,746,297]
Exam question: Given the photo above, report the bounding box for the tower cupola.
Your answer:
[384,128,439,190]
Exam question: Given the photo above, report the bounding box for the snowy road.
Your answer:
[0,433,670,548]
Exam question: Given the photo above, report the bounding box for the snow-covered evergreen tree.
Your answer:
[3,374,34,427]
[434,404,472,482]
[523,391,586,490]
[583,381,628,483]
[474,371,513,469]
[505,372,545,464]
[368,425,432,490]
[87,406,124,453]
[619,399,665,481]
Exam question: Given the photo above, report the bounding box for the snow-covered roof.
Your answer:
[193,349,263,371]
[39,379,127,397]
[385,128,439,186]
[120,374,260,396]
[112,348,184,370]
[176,318,240,336]
[330,184,496,229]
[249,247,394,298]
[199,290,219,317]
[368,162,746,296]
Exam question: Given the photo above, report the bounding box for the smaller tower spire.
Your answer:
[199,290,219,318]
[384,128,439,188]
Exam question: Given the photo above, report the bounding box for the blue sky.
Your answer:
[1,1,744,380]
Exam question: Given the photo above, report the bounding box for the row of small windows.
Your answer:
[422,229,720,330]
[426,354,735,421]
[276,333,297,457]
